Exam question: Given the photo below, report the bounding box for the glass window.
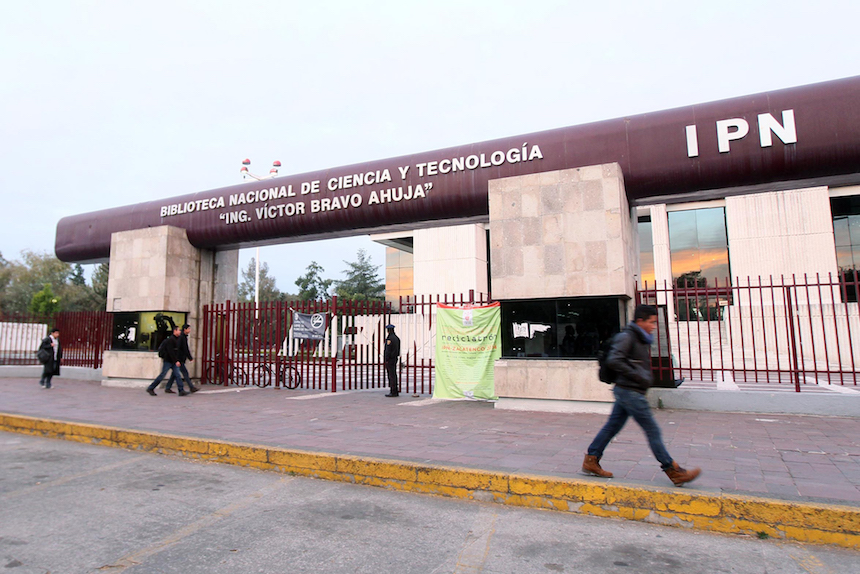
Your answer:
[385,245,414,310]
[500,297,623,359]
[638,216,655,287]
[111,311,187,351]
[669,207,731,321]
[831,196,860,302]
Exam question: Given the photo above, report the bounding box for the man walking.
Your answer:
[165,323,198,393]
[582,305,701,487]
[38,328,62,389]
[383,324,400,397]
[146,326,188,397]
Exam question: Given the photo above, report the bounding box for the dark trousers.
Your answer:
[166,363,192,391]
[587,386,673,469]
[39,363,57,388]
[385,360,399,394]
[147,361,184,393]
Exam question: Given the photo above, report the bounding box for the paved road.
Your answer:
[2,431,858,574]
[2,378,859,506]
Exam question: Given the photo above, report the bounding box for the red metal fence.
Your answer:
[0,311,112,368]
[636,274,860,392]
[201,291,492,394]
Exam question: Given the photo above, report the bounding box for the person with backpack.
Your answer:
[583,304,701,487]
[164,323,198,393]
[37,328,62,389]
[146,326,188,397]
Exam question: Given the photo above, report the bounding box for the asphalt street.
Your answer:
[1,431,858,574]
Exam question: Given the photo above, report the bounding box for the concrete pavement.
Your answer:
[2,377,860,548]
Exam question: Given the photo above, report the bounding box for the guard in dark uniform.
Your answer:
[384,324,400,397]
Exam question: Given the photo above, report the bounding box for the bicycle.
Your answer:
[248,362,302,389]
[203,355,248,386]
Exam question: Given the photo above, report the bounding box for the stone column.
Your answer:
[101,226,238,388]
[489,163,638,413]
[413,224,488,296]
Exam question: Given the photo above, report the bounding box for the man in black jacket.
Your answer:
[383,324,400,397]
[165,324,198,393]
[38,328,62,389]
[582,305,701,487]
[146,326,188,396]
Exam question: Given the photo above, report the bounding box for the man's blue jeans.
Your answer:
[146,361,184,393]
[587,386,673,469]
[165,363,192,391]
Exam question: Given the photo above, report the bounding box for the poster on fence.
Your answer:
[433,302,501,400]
[291,311,327,340]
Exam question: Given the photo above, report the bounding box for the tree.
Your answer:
[29,284,61,314]
[295,261,333,301]
[2,250,72,314]
[91,263,110,310]
[333,249,384,302]
[238,257,282,303]
[71,264,86,286]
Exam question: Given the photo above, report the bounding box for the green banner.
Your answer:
[433,302,501,400]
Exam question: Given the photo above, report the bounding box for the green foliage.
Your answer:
[71,264,86,286]
[0,251,106,314]
[29,284,61,314]
[238,257,282,303]
[295,261,333,301]
[334,249,384,302]
[90,263,109,310]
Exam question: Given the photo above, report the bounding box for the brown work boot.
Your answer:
[582,454,613,478]
[664,461,701,486]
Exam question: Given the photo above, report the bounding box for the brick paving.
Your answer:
[2,377,860,506]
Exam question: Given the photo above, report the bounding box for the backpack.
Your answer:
[596,333,620,384]
[157,338,170,360]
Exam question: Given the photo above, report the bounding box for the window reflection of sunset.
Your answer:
[669,208,730,285]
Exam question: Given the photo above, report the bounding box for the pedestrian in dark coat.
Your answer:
[582,305,702,487]
[384,324,400,397]
[38,328,62,389]
[165,324,198,393]
[146,326,187,396]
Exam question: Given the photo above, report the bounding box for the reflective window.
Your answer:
[638,216,655,287]
[500,297,623,359]
[111,311,187,351]
[668,207,731,321]
[385,245,414,310]
[831,196,860,302]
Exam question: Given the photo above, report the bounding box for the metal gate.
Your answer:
[200,291,493,394]
[201,297,392,392]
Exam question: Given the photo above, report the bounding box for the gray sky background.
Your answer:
[1,0,858,294]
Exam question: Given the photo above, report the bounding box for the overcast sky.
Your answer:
[1,0,858,294]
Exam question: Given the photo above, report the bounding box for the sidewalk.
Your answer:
[3,377,860,546]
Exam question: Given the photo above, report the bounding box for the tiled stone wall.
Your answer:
[489,163,637,300]
[489,164,636,410]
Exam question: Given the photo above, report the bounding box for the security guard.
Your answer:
[383,324,400,397]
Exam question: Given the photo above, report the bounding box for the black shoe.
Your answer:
[164,388,176,394]
[384,393,399,397]
[147,389,157,396]
[189,386,199,393]
[178,391,189,396]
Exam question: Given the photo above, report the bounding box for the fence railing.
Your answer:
[0,311,112,368]
[201,291,492,394]
[636,274,860,391]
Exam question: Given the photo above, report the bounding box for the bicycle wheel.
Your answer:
[204,363,230,385]
[251,364,273,388]
[230,365,248,386]
[280,365,302,389]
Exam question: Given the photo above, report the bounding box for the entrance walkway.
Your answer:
[2,377,859,506]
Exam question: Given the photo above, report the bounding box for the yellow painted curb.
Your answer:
[2,412,859,548]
